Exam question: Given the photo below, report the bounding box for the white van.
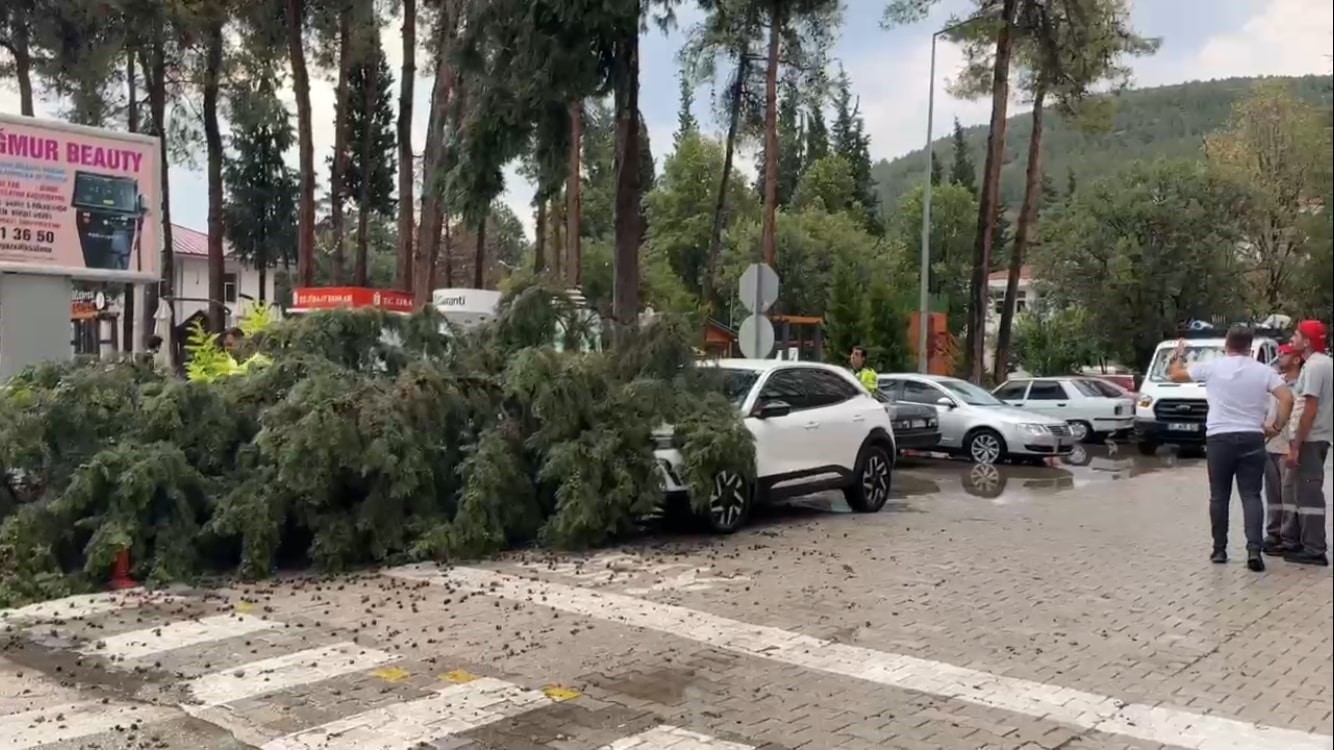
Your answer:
[1133,332,1280,455]
[433,286,603,352]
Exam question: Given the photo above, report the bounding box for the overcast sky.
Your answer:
[4,0,1331,239]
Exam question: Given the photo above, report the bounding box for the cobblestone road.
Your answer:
[4,447,1331,750]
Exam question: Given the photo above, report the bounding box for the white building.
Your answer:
[168,223,278,325]
[985,266,1040,335]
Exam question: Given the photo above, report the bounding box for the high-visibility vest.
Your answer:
[855,367,879,391]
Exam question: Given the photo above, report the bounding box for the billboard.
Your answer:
[0,114,161,281]
[290,287,416,315]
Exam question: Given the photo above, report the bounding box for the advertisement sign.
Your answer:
[290,287,415,315]
[0,114,161,281]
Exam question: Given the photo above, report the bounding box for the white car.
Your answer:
[879,374,1075,464]
[992,376,1135,442]
[655,359,898,534]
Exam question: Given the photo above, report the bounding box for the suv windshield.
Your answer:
[1147,345,1224,382]
[939,378,1004,406]
[709,368,759,406]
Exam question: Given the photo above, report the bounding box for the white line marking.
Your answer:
[184,642,399,707]
[77,613,281,661]
[0,590,178,625]
[601,725,756,749]
[388,565,1334,750]
[0,700,177,749]
[259,676,549,750]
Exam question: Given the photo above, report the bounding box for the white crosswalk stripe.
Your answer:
[0,700,177,750]
[184,641,401,707]
[77,613,282,661]
[600,725,756,750]
[260,677,549,750]
[1,590,760,750]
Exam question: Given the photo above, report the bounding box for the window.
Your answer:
[1027,381,1069,400]
[1087,379,1127,398]
[938,378,1005,406]
[801,369,861,407]
[1016,290,1028,313]
[900,380,945,405]
[878,378,904,400]
[223,272,238,303]
[1070,379,1106,397]
[757,369,808,410]
[1147,344,1224,382]
[994,381,1030,400]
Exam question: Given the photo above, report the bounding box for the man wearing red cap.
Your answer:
[1282,320,1331,566]
[1262,344,1303,553]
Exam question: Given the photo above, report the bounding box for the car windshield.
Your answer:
[938,378,1004,406]
[1147,345,1225,382]
[711,368,759,406]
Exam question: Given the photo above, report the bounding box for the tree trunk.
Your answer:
[203,17,226,332]
[472,214,487,289]
[611,33,642,336]
[991,85,1044,384]
[143,44,173,348]
[9,12,35,116]
[963,0,1017,384]
[259,261,268,303]
[413,4,456,304]
[330,16,352,285]
[395,0,416,292]
[566,101,584,286]
[759,13,782,268]
[704,44,748,310]
[552,196,564,279]
[439,214,450,287]
[122,52,138,353]
[353,37,377,287]
[287,0,316,288]
[534,200,547,273]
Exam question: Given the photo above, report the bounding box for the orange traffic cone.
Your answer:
[109,548,138,590]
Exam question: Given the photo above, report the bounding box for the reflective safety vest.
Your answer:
[854,367,879,391]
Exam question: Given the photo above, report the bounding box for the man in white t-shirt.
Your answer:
[1169,326,1294,571]
[1281,320,1331,566]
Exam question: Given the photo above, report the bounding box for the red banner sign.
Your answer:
[291,287,415,314]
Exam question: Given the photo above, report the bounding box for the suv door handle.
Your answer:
[1055,403,1067,407]
[803,421,819,430]
[851,414,865,423]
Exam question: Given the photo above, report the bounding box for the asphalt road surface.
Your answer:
[4,449,1331,750]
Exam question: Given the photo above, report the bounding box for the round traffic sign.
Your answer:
[737,314,775,359]
[737,263,780,313]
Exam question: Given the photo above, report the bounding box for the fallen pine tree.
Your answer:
[0,279,753,607]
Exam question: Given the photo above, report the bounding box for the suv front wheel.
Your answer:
[845,443,893,513]
[704,470,752,533]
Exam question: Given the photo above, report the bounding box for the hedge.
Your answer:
[0,279,753,607]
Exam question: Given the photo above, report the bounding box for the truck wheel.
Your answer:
[1137,440,1158,457]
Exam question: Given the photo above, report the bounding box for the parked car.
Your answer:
[655,359,898,534]
[875,392,941,452]
[991,376,1135,442]
[1091,373,1137,395]
[878,373,1075,464]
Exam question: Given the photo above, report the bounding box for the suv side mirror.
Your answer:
[753,400,791,419]
[935,396,957,409]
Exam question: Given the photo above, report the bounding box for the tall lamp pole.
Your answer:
[918,18,980,374]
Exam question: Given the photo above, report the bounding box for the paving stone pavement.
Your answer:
[1,450,1330,750]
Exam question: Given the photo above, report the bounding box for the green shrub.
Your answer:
[0,280,754,607]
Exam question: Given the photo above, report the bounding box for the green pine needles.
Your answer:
[0,280,754,607]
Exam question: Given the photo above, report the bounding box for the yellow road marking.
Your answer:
[440,669,479,684]
[372,666,411,682]
[541,685,580,702]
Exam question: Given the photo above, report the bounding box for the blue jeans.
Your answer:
[1206,432,1267,553]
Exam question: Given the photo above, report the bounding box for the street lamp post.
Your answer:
[917,17,982,374]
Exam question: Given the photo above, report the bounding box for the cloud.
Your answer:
[1185,0,1332,82]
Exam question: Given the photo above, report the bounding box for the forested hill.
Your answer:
[872,74,1334,211]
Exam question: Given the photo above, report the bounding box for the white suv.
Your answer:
[655,359,898,534]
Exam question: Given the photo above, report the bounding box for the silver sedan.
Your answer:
[878,374,1077,464]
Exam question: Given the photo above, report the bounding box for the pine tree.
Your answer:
[1040,172,1058,207]
[756,74,804,207]
[1065,166,1077,204]
[224,70,299,304]
[930,151,943,186]
[674,70,698,147]
[804,99,829,168]
[948,118,977,195]
[336,41,397,286]
[831,70,881,233]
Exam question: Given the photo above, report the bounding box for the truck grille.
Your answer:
[1047,424,1071,437]
[1154,399,1207,422]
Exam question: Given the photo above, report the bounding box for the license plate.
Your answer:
[1168,422,1199,432]
[912,420,925,428]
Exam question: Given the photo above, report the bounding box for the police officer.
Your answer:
[850,345,878,391]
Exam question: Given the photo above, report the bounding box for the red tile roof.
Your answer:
[988,266,1033,282]
[171,223,236,258]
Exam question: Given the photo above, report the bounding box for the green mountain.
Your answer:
[873,74,1334,212]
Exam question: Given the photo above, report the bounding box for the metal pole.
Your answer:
[918,32,939,374]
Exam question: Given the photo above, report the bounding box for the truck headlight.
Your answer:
[1138,394,1153,408]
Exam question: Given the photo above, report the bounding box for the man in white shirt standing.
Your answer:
[1170,325,1294,571]
[1282,320,1331,566]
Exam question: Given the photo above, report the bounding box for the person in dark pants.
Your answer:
[1281,320,1331,566]
[1169,326,1294,571]
[1262,344,1303,553]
